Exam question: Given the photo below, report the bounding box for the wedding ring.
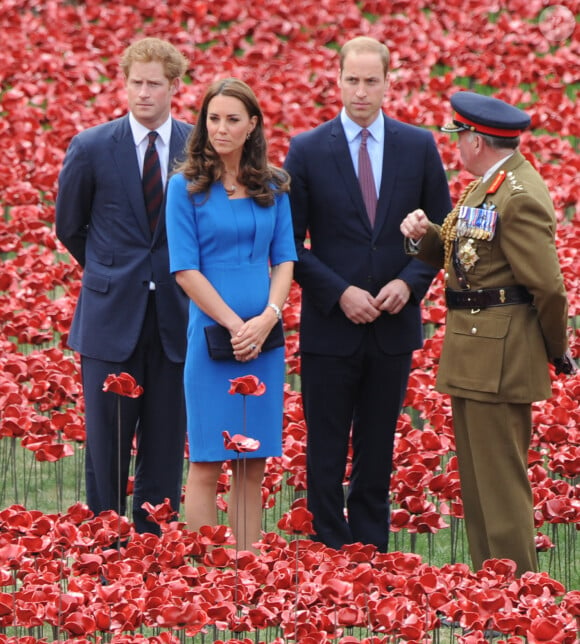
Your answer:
[250,344,257,351]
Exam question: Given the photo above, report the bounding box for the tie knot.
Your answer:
[360,128,370,145]
[147,131,158,146]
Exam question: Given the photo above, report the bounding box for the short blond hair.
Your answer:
[120,37,187,81]
[340,36,390,76]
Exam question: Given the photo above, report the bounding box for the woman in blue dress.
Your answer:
[166,78,296,551]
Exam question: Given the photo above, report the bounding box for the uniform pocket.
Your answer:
[443,312,511,394]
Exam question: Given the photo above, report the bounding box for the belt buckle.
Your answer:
[470,290,482,313]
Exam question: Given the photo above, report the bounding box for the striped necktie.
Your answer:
[142,131,163,232]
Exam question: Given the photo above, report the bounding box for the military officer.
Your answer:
[400,91,577,576]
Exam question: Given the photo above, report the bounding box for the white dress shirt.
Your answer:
[129,112,173,188]
[341,108,384,196]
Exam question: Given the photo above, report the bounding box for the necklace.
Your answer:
[224,169,238,195]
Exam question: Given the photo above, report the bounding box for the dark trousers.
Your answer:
[301,328,412,552]
[81,293,186,535]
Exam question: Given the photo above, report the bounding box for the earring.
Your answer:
[246,132,251,140]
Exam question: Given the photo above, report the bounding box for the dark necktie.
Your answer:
[358,128,377,226]
[142,131,163,232]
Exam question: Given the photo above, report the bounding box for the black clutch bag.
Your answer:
[204,319,285,360]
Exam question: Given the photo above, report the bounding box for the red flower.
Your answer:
[534,531,555,552]
[63,611,97,636]
[527,615,569,643]
[198,524,236,546]
[277,498,314,535]
[102,372,144,398]
[222,430,261,453]
[32,441,74,462]
[141,498,178,526]
[228,375,266,396]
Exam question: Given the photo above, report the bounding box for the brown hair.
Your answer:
[120,37,187,82]
[340,36,390,76]
[175,78,289,207]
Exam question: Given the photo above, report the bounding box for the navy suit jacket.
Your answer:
[284,114,451,356]
[56,115,192,363]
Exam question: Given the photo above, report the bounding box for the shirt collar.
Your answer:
[483,152,514,183]
[129,112,173,146]
[340,108,384,144]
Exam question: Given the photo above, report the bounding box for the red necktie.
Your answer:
[142,131,163,232]
[358,128,377,226]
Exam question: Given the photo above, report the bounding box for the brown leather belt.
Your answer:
[445,286,532,309]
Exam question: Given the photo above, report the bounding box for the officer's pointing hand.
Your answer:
[401,209,429,241]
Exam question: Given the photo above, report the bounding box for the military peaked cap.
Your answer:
[441,91,531,138]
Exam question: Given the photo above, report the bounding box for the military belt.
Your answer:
[445,286,532,309]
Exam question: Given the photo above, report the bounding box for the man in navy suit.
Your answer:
[56,38,192,535]
[284,36,451,551]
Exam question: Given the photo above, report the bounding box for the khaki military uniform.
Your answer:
[412,150,570,575]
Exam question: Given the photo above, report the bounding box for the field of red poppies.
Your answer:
[1,0,579,642]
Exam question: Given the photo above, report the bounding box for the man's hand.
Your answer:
[400,208,430,240]
[373,279,411,315]
[553,349,578,375]
[339,285,381,324]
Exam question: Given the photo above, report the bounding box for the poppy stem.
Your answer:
[116,395,122,549]
[294,536,300,636]
[242,395,248,553]
[233,449,241,609]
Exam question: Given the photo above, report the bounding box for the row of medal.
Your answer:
[457,205,498,241]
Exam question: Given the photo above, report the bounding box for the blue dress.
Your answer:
[166,174,297,462]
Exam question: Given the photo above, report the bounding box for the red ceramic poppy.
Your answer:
[222,430,261,453]
[277,498,314,535]
[228,375,266,396]
[102,372,144,398]
[140,498,178,527]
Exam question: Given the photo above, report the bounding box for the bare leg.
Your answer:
[228,457,266,552]
[184,461,223,532]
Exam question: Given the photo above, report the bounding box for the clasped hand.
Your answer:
[230,315,273,362]
[340,279,411,324]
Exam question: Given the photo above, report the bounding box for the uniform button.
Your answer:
[471,327,477,335]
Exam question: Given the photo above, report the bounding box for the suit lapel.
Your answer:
[328,118,372,231]
[112,116,151,239]
[373,115,398,237]
[329,114,399,236]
